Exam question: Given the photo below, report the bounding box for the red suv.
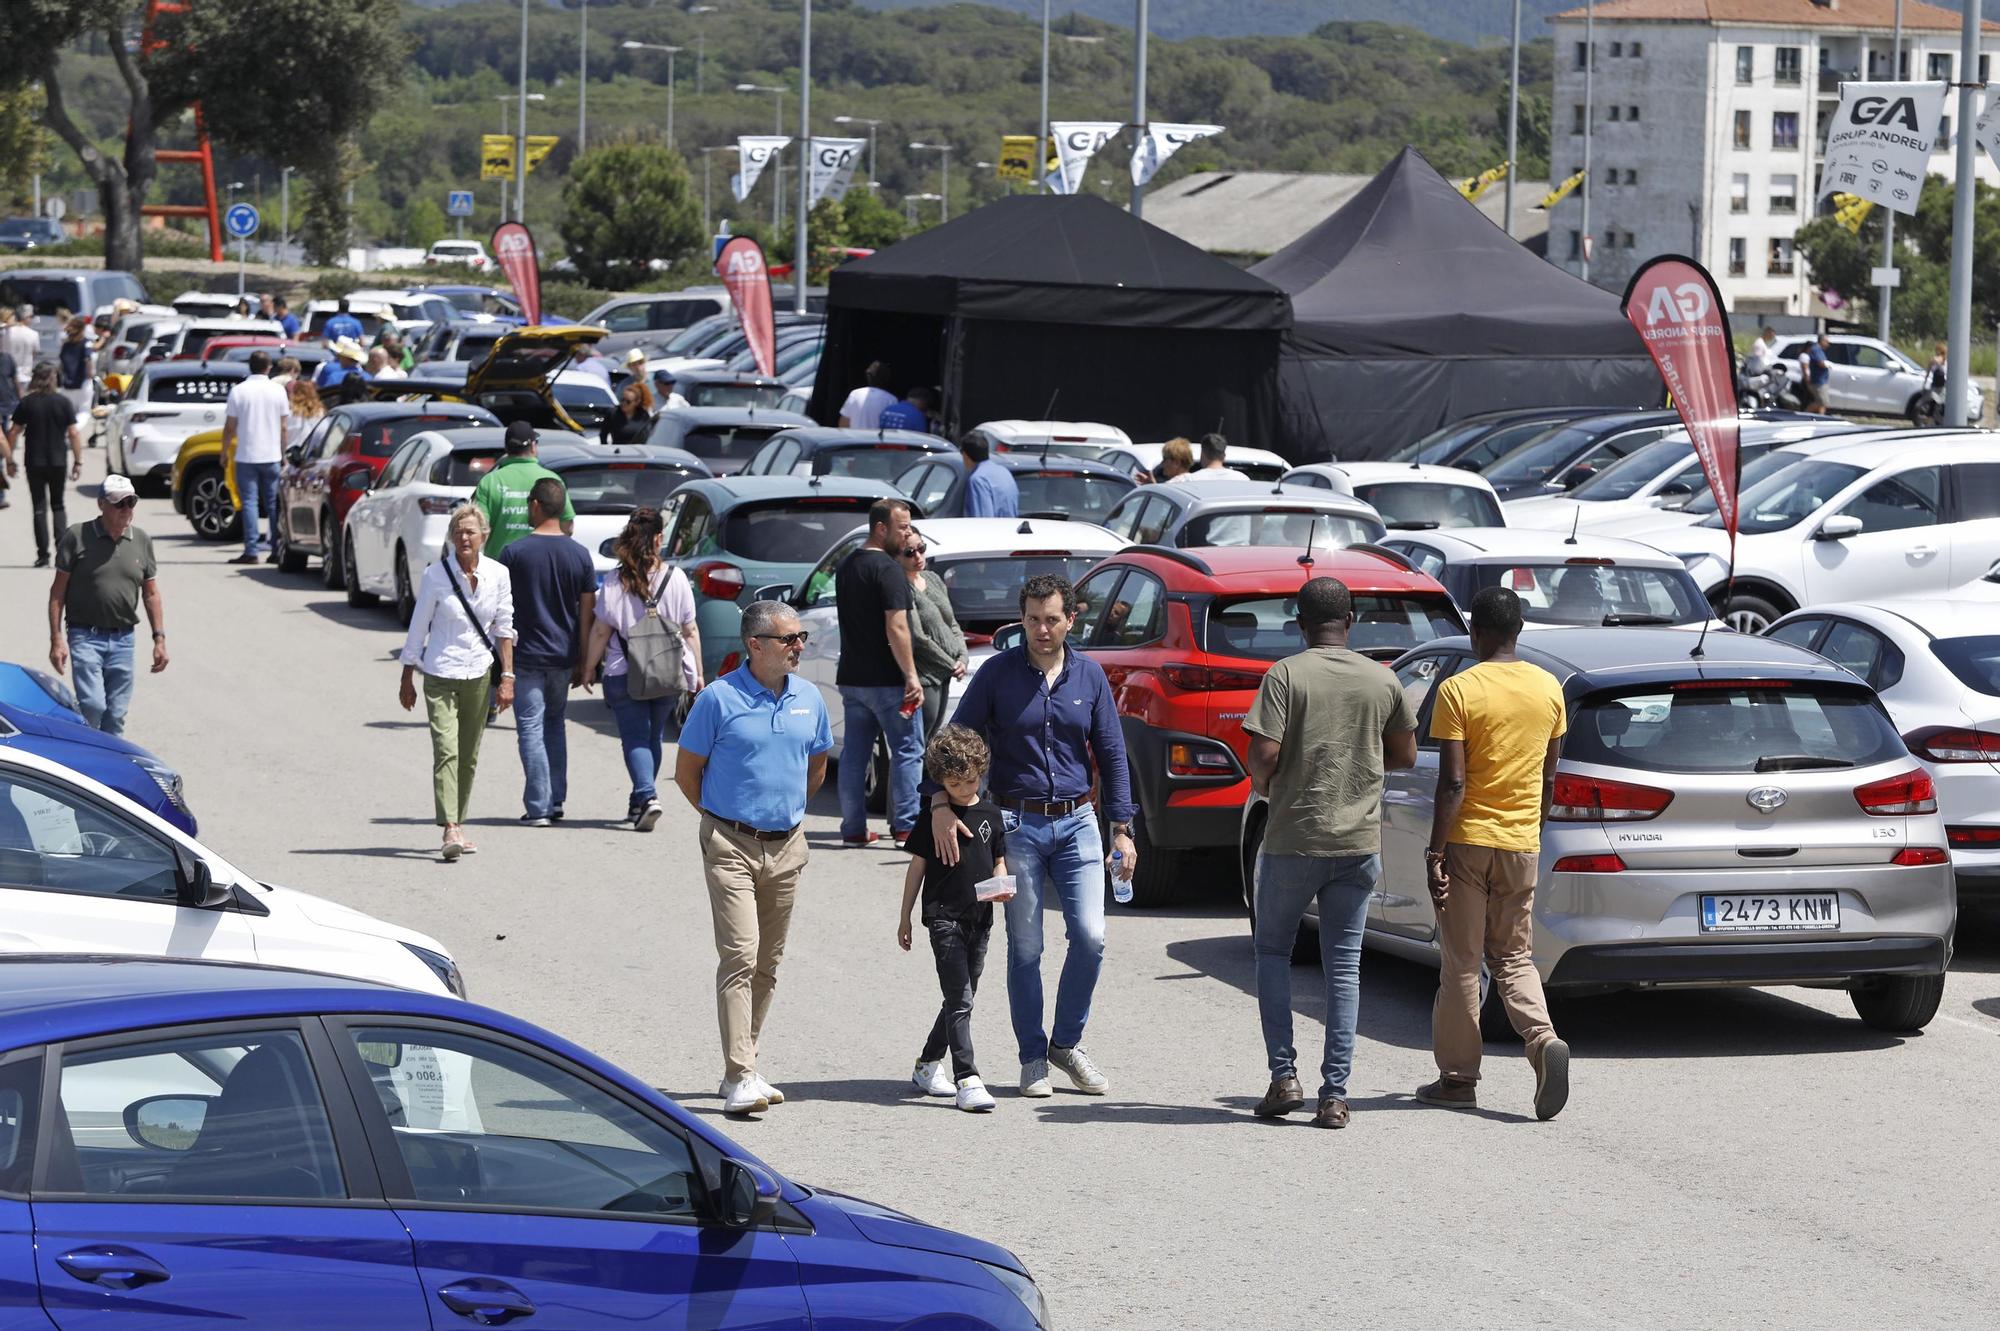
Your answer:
[1071,544,1463,907]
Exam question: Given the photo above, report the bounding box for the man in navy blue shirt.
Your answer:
[930,572,1135,1097]
[321,298,364,347]
[274,297,300,340]
[878,385,935,434]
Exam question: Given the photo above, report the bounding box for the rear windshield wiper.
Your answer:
[1602,613,1677,626]
[1754,754,1853,772]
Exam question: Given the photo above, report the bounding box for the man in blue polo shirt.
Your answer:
[674,599,832,1118]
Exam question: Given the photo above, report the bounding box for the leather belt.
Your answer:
[703,811,798,842]
[996,795,1086,817]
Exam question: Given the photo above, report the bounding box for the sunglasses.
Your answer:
[107,497,138,510]
[752,631,810,648]
[900,545,927,558]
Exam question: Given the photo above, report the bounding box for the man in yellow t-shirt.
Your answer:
[1419,587,1571,1121]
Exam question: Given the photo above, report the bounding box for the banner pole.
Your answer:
[795,1,812,317]
[1878,0,1903,342]
[1945,0,1980,425]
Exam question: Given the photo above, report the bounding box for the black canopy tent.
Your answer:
[1250,147,1662,460]
[808,193,1290,445]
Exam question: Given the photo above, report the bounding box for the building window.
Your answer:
[1568,230,1582,260]
[1609,105,1622,122]
[1577,41,1589,69]
[1929,52,1953,81]
[1728,238,1747,277]
[1768,237,1795,275]
[1941,118,1952,148]
[1735,110,1752,149]
[1730,174,1750,213]
[1628,105,1641,122]
[1610,40,1624,56]
[1769,174,1798,214]
[1631,41,1643,57]
[1625,168,1639,185]
[1772,112,1799,150]
[1573,103,1586,134]
[1623,232,1637,250]
[1982,55,1991,82]
[1737,46,1754,84]
[1900,50,1910,79]
[1776,47,1802,85]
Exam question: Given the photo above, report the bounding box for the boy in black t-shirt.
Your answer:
[899,725,1006,1113]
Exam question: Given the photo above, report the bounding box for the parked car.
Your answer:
[410,285,524,323]
[1098,480,1385,552]
[1077,543,1462,907]
[643,312,823,377]
[168,291,241,319]
[1281,461,1505,529]
[1385,406,1621,469]
[0,955,1048,1327]
[1774,332,1985,422]
[301,299,396,343]
[0,216,66,250]
[345,288,457,326]
[897,451,1137,524]
[207,341,331,375]
[970,419,1134,460]
[1377,528,1712,626]
[720,327,827,380]
[380,325,612,434]
[155,318,285,362]
[1240,627,1955,1031]
[1472,410,1689,499]
[425,238,492,270]
[411,317,511,368]
[741,427,954,484]
[643,407,817,476]
[99,307,183,390]
[583,289,729,338]
[536,439,712,576]
[666,369,791,410]
[105,361,251,495]
[0,663,195,835]
[1091,439,1290,484]
[0,268,148,359]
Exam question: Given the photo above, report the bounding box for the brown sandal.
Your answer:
[1312,1095,1350,1129]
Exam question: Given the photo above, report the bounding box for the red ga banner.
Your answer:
[1620,255,1741,541]
[491,222,542,326]
[716,236,776,377]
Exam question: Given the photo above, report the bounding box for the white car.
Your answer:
[426,239,492,271]
[970,419,1134,461]
[168,291,242,318]
[1282,461,1505,530]
[1095,439,1291,484]
[101,308,183,382]
[155,316,285,361]
[104,361,250,494]
[1657,432,2000,631]
[347,287,458,326]
[1767,582,2000,903]
[1377,527,1714,627]
[1773,333,1985,422]
[0,746,462,997]
[303,297,398,343]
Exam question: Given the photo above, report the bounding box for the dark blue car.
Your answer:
[0,663,195,835]
[0,957,1049,1328]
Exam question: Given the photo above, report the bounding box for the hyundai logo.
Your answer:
[1747,786,1788,814]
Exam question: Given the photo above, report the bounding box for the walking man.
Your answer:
[1419,586,1571,1121]
[471,421,574,556]
[674,600,833,1116]
[498,477,596,826]
[1242,577,1416,1129]
[835,497,926,847]
[958,432,1018,518]
[47,475,168,736]
[223,350,290,565]
[4,307,36,394]
[5,362,85,566]
[932,572,1136,1097]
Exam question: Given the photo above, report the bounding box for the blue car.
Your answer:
[0,957,1049,1328]
[0,662,194,835]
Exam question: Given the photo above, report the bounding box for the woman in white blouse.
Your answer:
[399,503,516,861]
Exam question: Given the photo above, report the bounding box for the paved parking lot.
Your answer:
[5,479,1999,1328]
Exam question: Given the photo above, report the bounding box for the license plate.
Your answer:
[1699,893,1840,932]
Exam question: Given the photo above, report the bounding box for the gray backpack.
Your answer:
[617,569,685,702]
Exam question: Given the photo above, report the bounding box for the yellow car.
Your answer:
[171,428,241,542]
[367,324,610,433]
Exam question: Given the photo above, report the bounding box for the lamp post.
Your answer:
[516,0,529,223]
[623,41,685,147]
[1039,0,1050,192]
[495,93,546,224]
[280,165,294,261]
[793,0,813,318]
[1879,0,1904,342]
[225,181,246,297]
[832,115,883,189]
[1580,0,1593,282]
[578,0,589,153]
[1945,0,1980,424]
[1130,0,1149,217]
[701,145,738,239]
[737,83,787,236]
[910,141,952,220]
[689,6,717,93]
[1504,0,1520,237]
[906,192,941,226]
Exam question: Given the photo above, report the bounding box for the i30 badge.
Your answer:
[1747,786,1788,813]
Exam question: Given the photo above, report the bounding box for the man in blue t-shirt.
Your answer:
[320,298,364,346]
[497,476,597,825]
[878,385,936,434]
[274,297,300,340]
[1798,334,1832,415]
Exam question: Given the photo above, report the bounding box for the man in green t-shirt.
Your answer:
[471,421,574,555]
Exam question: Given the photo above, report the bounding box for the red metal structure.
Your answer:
[140,0,223,261]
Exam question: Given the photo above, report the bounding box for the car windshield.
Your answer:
[1566,682,1904,774]
[932,555,1102,629]
[0,276,81,315]
[661,315,735,355]
[554,380,615,408]
[819,445,939,484]
[1208,593,1463,661]
[1564,435,1691,501]
[1470,562,1706,625]
[722,499,876,562]
[1479,424,1607,488]
[1389,418,1490,465]
[556,463,697,514]
[431,450,502,488]
[0,220,51,241]
[354,415,486,459]
[1706,460,1868,534]
[306,310,388,337]
[437,292,487,313]
[1016,472,1132,522]
[686,382,785,409]
[1353,481,1503,529]
[1179,508,1384,550]
[1931,636,2000,695]
[670,423,792,466]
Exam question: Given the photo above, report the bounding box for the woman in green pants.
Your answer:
[399,503,516,861]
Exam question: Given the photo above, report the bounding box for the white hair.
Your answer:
[740,599,797,643]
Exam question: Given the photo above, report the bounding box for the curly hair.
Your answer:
[925,724,989,786]
[614,507,666,596]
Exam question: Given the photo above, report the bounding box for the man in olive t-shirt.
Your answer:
[1241,577,1416,1130]
[48,477,169,736]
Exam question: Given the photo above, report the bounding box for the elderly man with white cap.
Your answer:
[47,474,169,736]
[314,337,373,404]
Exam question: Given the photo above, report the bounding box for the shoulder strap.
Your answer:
[439,554,496,656]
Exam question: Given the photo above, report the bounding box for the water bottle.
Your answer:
[1111,850,1132,905]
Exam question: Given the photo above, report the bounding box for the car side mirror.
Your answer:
[716,1157,780,1229]
[102,389,121,404]
[175,853,233,909]
[285,444,305,465]
[344,471,372,491]
[1562,467,1595,491]
[991,623,1025,652]
[125,1094,213,1151]
[1815,514,1864,541]
[750,582,794,605]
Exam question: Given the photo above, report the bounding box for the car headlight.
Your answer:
[981,1261,1049,1329]
[401,942,466,997]
[136,757,189,814]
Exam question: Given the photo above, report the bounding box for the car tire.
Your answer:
[343,535,377,607]
[1850,972,1945,1032]
[320,512,345,589]
[1117,812,1183,909]
[1715,591,1783,635]
[1240,808,1316,964]
[275,517,308,573]
[1478,972,1521,1043]
[184,464,240,542]
[394,545,416,627]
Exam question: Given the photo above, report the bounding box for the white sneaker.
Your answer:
[912,1059,954,1097]
[1048,1043,1109,1095]
[720,1076,785,1106]
[635,799,663,832]
[1019,1059,1053,1097]
[720,1077,769,1115]
[956,1076,995,1112]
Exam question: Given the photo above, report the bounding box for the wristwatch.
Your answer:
[500,671,516,679]
[1111,822,1134,839]
[151,631,166,640]
[1425,849,1447,862]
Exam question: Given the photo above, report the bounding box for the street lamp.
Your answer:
[700,145,739,239]
[905,192,942,226]
[688,5,718,94]
[280,165,295,260]
[578,0,589,152]
[1130,0,1150,218]
[738,83,787,236]
[909,141,953,221]
[832,115,884,189]
[495,92,547,223]
[623,41,684,147]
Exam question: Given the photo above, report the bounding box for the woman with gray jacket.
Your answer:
[900,531,967,739]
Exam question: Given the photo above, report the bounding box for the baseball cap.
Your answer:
[101,474,137,502]
[503,420,538,453]
[651,366,678,384]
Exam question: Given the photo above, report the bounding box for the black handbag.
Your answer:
[439,554,503,688]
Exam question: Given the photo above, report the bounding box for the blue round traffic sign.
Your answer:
[224,203,260,239]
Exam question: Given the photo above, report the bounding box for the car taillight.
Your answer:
[1548,773,1672,821]
[1167,741,1237,778]
[1854,770,1936,815]
[962,631,993,648]
[1552,853,1626,873]
[1161,664,1267,691]
[1903,726,2000,763]
[417,496,457,515]
[718,651,741,674]
[695,561,745,600]
[1891,847,1949,866]
[112,344,131,358]
[1947,825,2000,848]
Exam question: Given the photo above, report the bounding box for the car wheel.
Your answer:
[1240,807,1315,964]
[343,534,378,607]
[1118,812,1184,909]
[1477,970,1522,1042]
[184,464,240,542]
[1850,972,1945,1031]
[1716,591,1782,635]
[320,513,345,589]
[394,545,417,626]
[275,516,308,573]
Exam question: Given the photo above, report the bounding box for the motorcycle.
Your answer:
[1736,362,1797,411]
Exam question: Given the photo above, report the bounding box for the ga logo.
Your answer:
[1643,281,1709,325]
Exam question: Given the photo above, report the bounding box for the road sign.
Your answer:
[1871,266,1903,289]
[524,136,560,173]
[44,197,65,221]
[447,190,475,217]
[224,203,260,239]
[481,136,514,179]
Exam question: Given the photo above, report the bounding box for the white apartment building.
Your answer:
[1548,0,2000,315]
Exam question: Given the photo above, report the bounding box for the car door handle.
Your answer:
[438,1280,537,1325]
[1908,544,1938,557]
[57,1247,171,1290]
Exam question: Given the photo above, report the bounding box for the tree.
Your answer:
[405,198,448,251]
[0,87,50,194]
[560,139,703,288]
[0,0,404,271]
[838,187,906,252]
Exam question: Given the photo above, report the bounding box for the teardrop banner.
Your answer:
[491,221,541,326]
[1621,254,1741,552]
[716,235,776,377]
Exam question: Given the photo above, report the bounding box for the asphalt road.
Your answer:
[5,470,2000,1329]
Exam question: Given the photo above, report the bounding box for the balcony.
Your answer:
[1819,66,1858,94]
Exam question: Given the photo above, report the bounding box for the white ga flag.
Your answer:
[1046,121,1124,195]
[732,135,791,202]
[1976,84,2000,167]
[1817,81,1948,215]
[1130,122,1223,187]
[807,137,867,207]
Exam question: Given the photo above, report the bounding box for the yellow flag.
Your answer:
[997,135,1039,182]
[1832,192,1874,235]
[1534,169,1587,210]
[480,135,514,180]
[523,136,561,174]
[1458,161,1510,202]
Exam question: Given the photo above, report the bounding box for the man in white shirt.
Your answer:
[1744,326,1777,375]
[222,351,292,565]
[838,360,897,429]
[652,367,691,411]
[1183,432,1247,482]
[5,306,38,393]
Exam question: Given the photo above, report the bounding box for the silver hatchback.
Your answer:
[1239,627,1956,1032]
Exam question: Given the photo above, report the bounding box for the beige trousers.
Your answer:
[1432,842,1556,1082]
[700,815,807,1084]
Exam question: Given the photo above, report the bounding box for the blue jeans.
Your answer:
[513,666,573,819]
[837,684,924,836]
[1254,853,1378,1100]
[236,460,280,557]
[604,671,671,810]
[67,627,136,737]
[1002,805,1105,1064]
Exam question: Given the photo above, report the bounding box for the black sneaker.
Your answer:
[265,551,280,564]
[549,806,565,822]
[228,553,259,565]
[33,553,50,569]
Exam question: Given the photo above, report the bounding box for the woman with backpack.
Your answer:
[581,507,702,831]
